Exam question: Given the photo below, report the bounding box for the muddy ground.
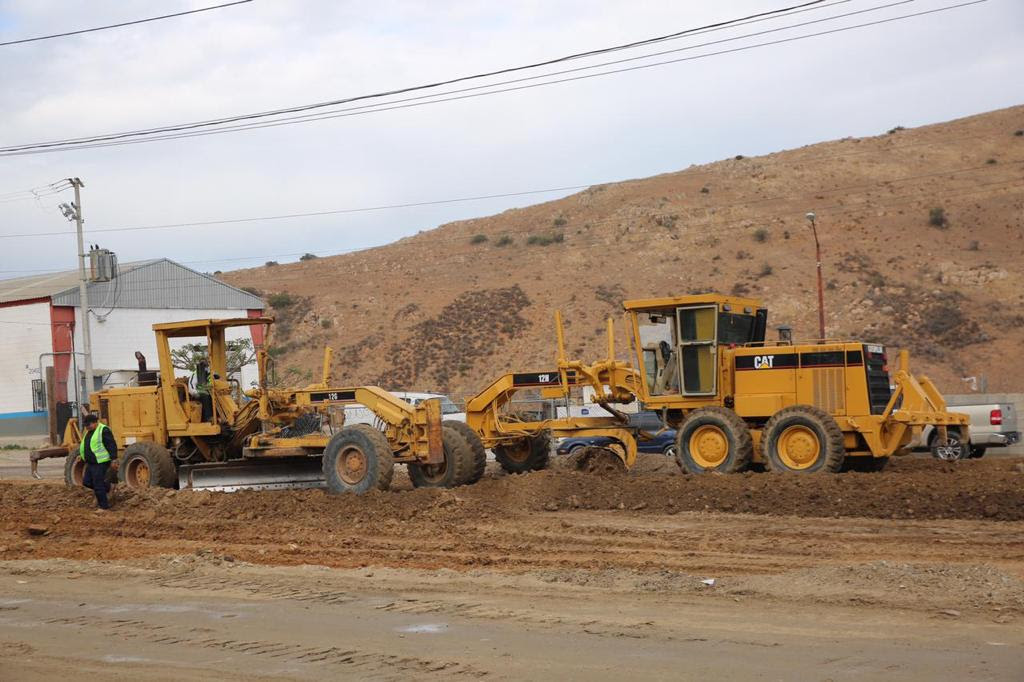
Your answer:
[1,454,1023,679]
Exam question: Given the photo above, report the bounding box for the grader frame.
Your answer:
[55,317,482,494]
[465,293,968,474]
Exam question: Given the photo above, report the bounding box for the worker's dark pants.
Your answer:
[83,462,111,509]
[199,394,213,421]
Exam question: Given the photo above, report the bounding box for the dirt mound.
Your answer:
[482,455,1024,520]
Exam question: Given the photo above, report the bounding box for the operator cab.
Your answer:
[625,294,767,399]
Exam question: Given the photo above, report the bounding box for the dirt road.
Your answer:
[1,456,1022,679]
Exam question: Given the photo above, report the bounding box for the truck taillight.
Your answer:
[990,409,1002,425]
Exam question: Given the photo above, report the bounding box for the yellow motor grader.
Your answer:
[465,293,968,474]
[53,317,484,494]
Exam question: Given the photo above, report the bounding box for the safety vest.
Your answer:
[79,423,112,464]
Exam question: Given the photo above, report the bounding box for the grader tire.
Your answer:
[119,442,176,489]
[408,425,476,488]
[675,407,752,474]
[322,424,394,494]
[443,420,486,484]
[494,433,551,474]
[763,405,845,474]
[64,451,86,488]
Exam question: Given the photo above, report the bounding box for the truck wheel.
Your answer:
[322,424,394,494]
[64,452,86,487]
[119,442,177,489]
[928,428,967,461]
[409,425,475,488]
[494,433,550,474]
[442,420,486,484]
[675,407,752,474]
[762,405,845,473]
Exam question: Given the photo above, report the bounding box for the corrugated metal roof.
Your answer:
[0,259,263,310]
[0,260,158,305]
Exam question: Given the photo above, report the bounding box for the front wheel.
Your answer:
[662,443,678,458]
[64,452,86,487]
[408,425,475,488]
[322,424,394,494]
[494,433,550,474]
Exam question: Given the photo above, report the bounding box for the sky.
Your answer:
[0,0,1021,279]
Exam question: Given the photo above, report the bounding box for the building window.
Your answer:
[31,379,46,412]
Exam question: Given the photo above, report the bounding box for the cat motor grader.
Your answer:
[466,293,968,474]
[57,317,484,494]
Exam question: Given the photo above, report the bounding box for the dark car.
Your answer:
[556,411,677,457]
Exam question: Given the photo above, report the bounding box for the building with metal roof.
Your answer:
[0,259,264,436]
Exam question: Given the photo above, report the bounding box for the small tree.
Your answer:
[265,260,279,267]
[170,338,257,378]
[299,253,318,261]
[929,207,948,229]
[470,234,488,244]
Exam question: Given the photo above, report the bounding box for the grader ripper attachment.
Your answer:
[466,293,968,474]
[57,318,484,494]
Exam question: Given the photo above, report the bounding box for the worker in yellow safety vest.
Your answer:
[79,414,118,510]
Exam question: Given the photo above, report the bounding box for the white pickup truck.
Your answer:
[914,401,1020,460]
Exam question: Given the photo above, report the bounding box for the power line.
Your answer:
[0,1,990,156]
[48,0,905,152]
[0,1,253,48]
[2,169,1018,281]
[0,1,831,154]
[1,153,1016,242]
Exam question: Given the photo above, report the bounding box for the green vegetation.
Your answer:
[470,234,488,244]
[752,228,769,242]
[526,233,565,246]
[495,235,513,247]
[929,207,948,229]
[299,253,318,261]
[268,292,296,308]
[265,260,279,267]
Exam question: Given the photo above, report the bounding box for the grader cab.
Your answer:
[465,293,968,474]
[59,318,485,494]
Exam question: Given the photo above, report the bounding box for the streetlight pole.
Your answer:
[69,178,95,408]
[805,212,826,342]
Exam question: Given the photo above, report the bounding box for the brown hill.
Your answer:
[225,105,1024,398]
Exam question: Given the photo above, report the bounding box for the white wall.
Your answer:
[71,307,260,391]
[0,302,52,414]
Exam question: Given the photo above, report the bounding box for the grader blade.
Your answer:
[178,457,326,492]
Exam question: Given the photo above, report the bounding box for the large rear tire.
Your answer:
[119,442,176,489]
[442,420,486,484]
[64,451,86,487]
[763,405,845,473]
[408,425,476,488]
[675,407,752,474]
[322,424,394,494]
[494,433,550,474]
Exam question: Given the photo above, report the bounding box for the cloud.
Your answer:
[0,0,1021,276]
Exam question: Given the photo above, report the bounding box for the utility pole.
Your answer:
[805,212,826,341]
[69,177,95,407]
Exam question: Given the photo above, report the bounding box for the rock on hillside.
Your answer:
[225,105,1024,398]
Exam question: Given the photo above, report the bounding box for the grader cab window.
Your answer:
[677,306,717,395]
[638,312,678,395]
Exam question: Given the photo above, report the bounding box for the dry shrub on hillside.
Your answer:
[378,286,532,391]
